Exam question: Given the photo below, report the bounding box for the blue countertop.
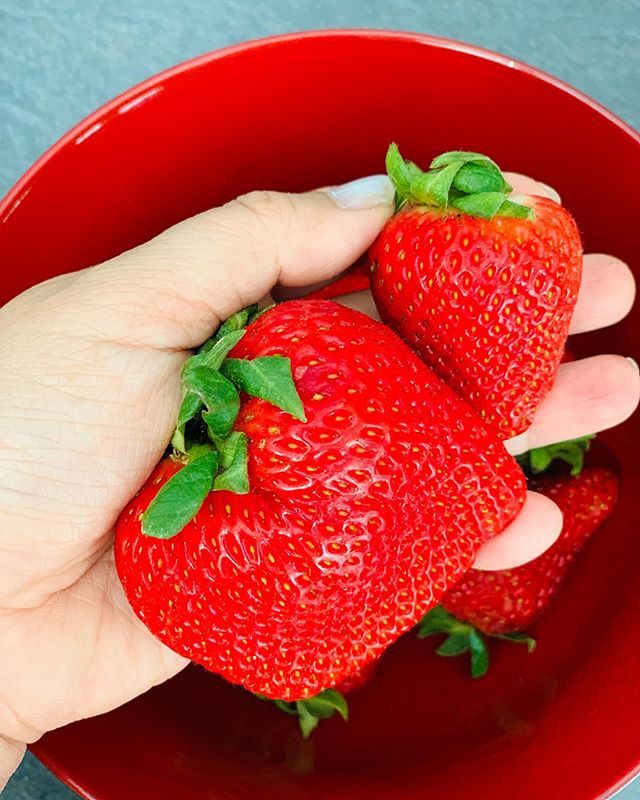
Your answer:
[1,0,639,797]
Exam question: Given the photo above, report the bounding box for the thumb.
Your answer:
[65,175,394,349]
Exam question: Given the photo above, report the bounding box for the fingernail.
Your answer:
[326,174,395,209]
[626,356,639,373]
[537,181,562,204]
[504,430,531,457]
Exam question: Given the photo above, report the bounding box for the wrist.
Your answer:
[0,734,26,791]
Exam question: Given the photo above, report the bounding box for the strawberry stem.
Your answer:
[258,688,349,738]
[417,606,536,678]
[386,144,534,220]
[516,434,594,478]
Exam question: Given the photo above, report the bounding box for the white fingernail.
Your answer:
[327,174,395,209]
[504,430,531,456]
[626,356,639,373]
[537,181,562,204]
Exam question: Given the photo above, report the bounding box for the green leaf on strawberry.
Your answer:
[386,143,533,220]
[430,150,501,171]
[296,702,322,738]
[385,143,424,210]
[467,629,490,678]
[416,604,455,636]
[172,391,203,452]
[451,192,534,220]
[173,334,247,455]
[263,688,349,738]
[272,698,298,715]
[142,305,308,539]
[221,356,306,421]
[186,368,240,438]
[303,688,349,721]
[417,606,493,676]
[451,159,511,195]
[417,606,535,678]
[141,450,218,539]
[436,632,473,657]
[495,632,537,652]
[213,305,258,341]
[177,390,202,426]
[517,434,594,477]
[192,328,246,370]
[412,160,466,208]
[214,430,244,469]
[213,432,249,494]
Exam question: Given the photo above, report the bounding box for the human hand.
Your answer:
[0,173,637,787]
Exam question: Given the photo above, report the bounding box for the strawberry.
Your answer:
[115,299,525,700]
[306,260,369,300]
[419,466,618,676]
[369,146,583,439]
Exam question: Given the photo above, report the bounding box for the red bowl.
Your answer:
[1,30,639,800]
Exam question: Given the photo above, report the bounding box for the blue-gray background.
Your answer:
[1,0,638,797]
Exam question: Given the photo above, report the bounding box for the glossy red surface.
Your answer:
[1,29,639,800]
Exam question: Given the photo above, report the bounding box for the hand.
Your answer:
[0,173,637,788]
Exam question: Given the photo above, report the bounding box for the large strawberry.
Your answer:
[116,299,525,700]
[419,466,618,676]
[369,146,583,439]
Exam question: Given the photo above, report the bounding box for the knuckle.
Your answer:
[232,190,299,236]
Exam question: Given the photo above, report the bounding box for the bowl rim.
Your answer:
[1,27,639,219]
[6,27,640,800]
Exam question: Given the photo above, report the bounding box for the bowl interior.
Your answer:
[2,30,639,800]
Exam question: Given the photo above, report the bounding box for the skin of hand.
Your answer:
[0,174,637,788]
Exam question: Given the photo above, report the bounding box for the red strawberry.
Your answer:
[369,146,583,439]
[419,467,618,675]
[116,299,525,700]
[306,261,370,300]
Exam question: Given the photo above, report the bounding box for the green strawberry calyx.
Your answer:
[417,606,536,678]
[386,144,534,221]
[516,434,594,478]
[141,305,306,539]
[259,688,349,738]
